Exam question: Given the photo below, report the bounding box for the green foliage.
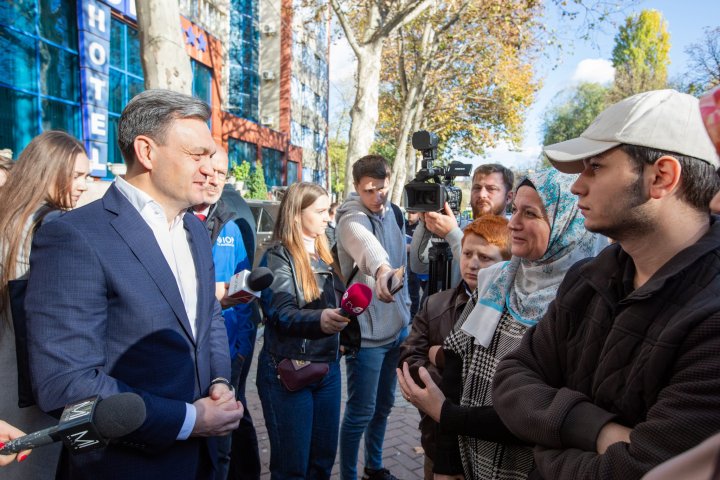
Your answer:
[246,166,268,200]
[369,140,396,167]
[230,161,251,182]
[542,83,609,145]
[328,139,347,197]
[610,9,670,101]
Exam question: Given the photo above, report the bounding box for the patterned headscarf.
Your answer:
[460,168,606,346]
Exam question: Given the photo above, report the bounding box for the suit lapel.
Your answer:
[185,213,211,341]
[105,186,197,345]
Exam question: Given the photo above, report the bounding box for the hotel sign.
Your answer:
[77,0,136,177]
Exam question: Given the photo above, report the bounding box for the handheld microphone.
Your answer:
[0,393,146,455]
[228,267,274,303]
[340,284,372,318]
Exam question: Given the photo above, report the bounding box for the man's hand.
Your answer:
[434,474,464,480]
[375,264,396,303]
[191,389,243,437]
[0,420,30,466]
[216,282,241,309]
[424,203,458,238]
[396,362,445,422]
[320,308,350,334]
[596,421,632,454]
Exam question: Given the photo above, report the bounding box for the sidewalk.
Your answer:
[245,329,425,479]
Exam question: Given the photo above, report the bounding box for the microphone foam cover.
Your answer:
[94,393,147,439]
[247,267,274,291]
[341,283,372,315]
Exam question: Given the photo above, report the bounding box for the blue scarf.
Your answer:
[460,168,606,346]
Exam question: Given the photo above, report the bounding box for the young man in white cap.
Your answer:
[492,89,720,479]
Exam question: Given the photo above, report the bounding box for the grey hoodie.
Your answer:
[335,194,411,347]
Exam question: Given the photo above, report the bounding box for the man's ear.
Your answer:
[133,135,155,171]
[505,189,514,205]
[648,156,682,200]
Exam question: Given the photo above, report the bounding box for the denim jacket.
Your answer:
[260,244,340,362]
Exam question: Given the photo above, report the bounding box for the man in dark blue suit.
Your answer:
[25,89,244,479]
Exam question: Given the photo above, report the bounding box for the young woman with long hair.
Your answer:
[257,182,349,479]
[0,130,89,479]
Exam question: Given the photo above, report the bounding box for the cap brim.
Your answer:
[544,137,621,174]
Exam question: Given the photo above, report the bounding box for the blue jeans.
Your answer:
[256,349,341,480]
[339,328,409,480]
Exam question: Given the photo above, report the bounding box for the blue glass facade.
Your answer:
[228,137,257,168]
[107,17,144,168]
[262,146,282,187]
[191,59,212,106]
[286,160,299,185]
[0,0,81,157]
[227,0,259,122]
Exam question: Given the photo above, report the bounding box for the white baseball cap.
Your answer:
[545,89,720,173]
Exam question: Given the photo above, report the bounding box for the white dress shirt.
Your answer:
[114,176,198,439]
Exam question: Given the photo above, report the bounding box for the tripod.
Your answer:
[427,236,453,295]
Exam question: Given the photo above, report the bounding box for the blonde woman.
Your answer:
[0,131,89,480]
[257,182,348,479]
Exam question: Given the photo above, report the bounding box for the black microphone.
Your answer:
[227,267,274,303]
[0,393,146,455]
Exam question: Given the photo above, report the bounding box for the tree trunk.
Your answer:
[136,0,193,94]
[391,100,424,204]
[343,43,383,196]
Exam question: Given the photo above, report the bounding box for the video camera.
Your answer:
[404,131,472,215]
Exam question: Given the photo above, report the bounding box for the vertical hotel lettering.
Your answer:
[77,0,136,177]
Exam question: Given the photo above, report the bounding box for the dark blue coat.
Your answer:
[25,184,230,479]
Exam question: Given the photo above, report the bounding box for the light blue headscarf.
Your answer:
[460,168,606,347]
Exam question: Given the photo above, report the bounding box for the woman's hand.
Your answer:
[428,345,442,366]
[320,308,349,335]
[396,362,445,422]
[0,420,30,466]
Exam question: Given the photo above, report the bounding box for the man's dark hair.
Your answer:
[352,155,390,184]
[118,89,211,166]
[473,163,514,193]
[621,144,720,212]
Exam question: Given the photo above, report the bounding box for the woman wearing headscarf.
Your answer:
[398,168,606,480]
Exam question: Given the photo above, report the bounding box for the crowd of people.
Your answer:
[0,85,719,480]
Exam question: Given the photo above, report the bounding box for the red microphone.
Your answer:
[340,284,372,317]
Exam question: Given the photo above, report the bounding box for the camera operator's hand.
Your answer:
[374,264,396,303]
[424,203,458,238]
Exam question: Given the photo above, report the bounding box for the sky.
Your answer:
[328,0,720,171]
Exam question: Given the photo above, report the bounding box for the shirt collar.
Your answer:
[114,176,186,228]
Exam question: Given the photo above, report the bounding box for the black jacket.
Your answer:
[398,284,469,463]
[260,244,341,362]
[493,217,720,480]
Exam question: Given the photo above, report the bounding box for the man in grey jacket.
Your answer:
[336,155,411,480]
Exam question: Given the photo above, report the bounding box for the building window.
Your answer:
[227,0,259,122]
[108,18,144,168]
[287,160,299,185]
[0,0,80,157]
[290,120,302,145]
[262,146,282,187]
[192,59,212,106]
[228,137,257,167]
